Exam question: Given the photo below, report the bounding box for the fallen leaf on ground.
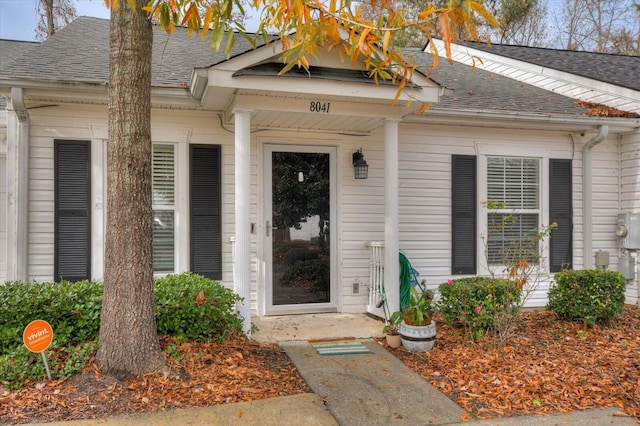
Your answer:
[0,331,310,424]
[387,306,640,421]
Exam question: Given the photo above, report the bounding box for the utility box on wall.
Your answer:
[616,213,640,250]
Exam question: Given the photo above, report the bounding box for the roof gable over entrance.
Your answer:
[192,36,442,133]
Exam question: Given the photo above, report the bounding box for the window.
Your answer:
[152,144,175,273]
[486,157,540,265]
[451,153,572,276]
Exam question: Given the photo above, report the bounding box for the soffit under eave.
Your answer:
[200,73,439,110]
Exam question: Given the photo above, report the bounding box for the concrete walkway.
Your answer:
[25,393,337,426]
[21,314,638,425]
[281,339,468,425]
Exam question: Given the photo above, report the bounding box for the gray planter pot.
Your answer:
[400,320,436,352]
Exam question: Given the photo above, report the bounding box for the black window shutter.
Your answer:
[549,159,572,272]
[452,155,477,275]
[190,145,222,280]
[54,140,91,282]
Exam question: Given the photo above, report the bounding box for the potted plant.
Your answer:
[382,311,402,348]
[398,286,437,352]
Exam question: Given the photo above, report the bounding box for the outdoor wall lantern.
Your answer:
[352,148,369,180]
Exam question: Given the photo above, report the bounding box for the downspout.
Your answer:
[6,88,29,282]
[582,125,608,269]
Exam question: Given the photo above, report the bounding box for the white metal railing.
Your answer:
[365,241,385,318]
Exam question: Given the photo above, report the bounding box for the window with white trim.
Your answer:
[152,144,175,273]
[486,157,540,265]
[453,150,571,276]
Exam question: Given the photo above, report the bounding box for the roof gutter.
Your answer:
[6,87,29,281]
[411,108,640,132]
[582,125,609,269]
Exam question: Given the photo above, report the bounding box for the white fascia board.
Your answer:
[432,40,640,113]
[0,78,106,94]
[206,68,439,103]
[0,80,200,109]
[413,107,640,133]
[213,41,287,72]
[232,93,409,119]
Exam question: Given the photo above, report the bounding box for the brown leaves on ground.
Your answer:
[0,331,310,425]
[389,305,640,421]
[2,308,639,424]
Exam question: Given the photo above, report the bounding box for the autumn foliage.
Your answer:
[1,332,310,424]
[129,0,498,104]
[391,307,640,421]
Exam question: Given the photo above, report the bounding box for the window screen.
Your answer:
[487,157,540,265]
[152,144,175,273]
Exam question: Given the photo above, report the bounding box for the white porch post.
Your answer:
[233,108,252,335]
[384,118,400,313]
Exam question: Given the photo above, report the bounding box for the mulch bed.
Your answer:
[2,307,639,424]
[0,332,311,425]
[388,305,640,421]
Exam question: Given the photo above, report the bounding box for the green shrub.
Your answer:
[0,280,103,353]
[548,270,625,327]
[280,259,329,291]
[154,272,244,342]
[0,340,98,390]
[0,273,244,389]
[283,247,318,265]
[438,277,522,340]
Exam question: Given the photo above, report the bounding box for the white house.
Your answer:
[1,18,639,330]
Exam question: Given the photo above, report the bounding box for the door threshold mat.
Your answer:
[309,339,372,356]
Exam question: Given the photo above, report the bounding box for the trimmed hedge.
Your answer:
[154,272,244,342]
[548,269,625,326]
[0,273,244,389]
[0,280,103,352]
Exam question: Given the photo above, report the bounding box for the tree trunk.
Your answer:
[96,0,165,380]
[43,0,55,38]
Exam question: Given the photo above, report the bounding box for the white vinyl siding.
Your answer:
[0,156,6,282]
[620,132,640,305]
[15,103,631,313]
[486,157,540,265]
[152,144,176,274]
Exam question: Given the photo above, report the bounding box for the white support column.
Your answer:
[6,88,29,282]
[384,118,400,313]
[234,108,252,335]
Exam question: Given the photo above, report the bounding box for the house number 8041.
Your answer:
[310,101,331,113]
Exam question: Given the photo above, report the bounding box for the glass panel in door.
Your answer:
[271,151,331,305]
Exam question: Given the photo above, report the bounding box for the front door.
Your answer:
[264,144,337,314]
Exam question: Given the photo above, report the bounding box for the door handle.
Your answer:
[266,220,271,237]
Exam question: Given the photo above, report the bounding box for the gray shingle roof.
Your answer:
[0,17,616,118]
[408,48,591,116]
[461,41,640,91]
[0,16,258,88]
[0,39,39,71]
[0,40,39,108]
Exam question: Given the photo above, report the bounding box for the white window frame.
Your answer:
[152,143,177,275]
[477,144,550,276]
